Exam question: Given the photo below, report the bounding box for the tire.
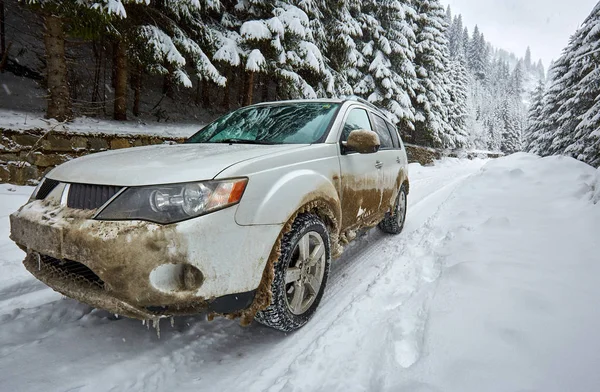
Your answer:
[379,184,408,235]
[255,213,331,332]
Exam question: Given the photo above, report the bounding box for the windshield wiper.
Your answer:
[214,138,275,145]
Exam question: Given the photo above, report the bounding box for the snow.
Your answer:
[240,21,272,41]
[246,50,266,72]
[0,109,202,139]
[1,154,600,391]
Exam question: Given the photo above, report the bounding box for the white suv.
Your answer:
[10,98,409,332]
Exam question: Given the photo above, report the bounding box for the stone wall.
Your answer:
[0,128,184,185]
[405,143,504,166]
[0,128,503,185]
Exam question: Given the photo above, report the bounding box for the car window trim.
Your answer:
[368,112,395,150]
[384,120,401,149]
[337,105,375,155]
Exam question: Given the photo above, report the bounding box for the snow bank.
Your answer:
[0,109,202,138]
[593,167,600,204]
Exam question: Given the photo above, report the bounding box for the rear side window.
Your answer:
[386,121,401,149]
[370,114,394,149]
[341,108,373,141]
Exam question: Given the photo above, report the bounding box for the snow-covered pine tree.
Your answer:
[524,46,532,70]
[411,0,466,148]
[447,14,464,58]
[529,56,569,156]
[524,80,546,153]
[535,60,545,81]
[468,25,488,81]
[461,26,469,59]
[560,2,600,166]
[353,0,417,130]
[536,1,600,164]
[447,55,470,146]
[318,0,362,97]
[236,1,327,103]
[275,3,329,99]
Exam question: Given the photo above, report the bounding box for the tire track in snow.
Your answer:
[254,173,472,392]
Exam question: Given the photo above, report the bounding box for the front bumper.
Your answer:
[10,200,282,319]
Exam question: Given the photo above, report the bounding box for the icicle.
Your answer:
[142,320,145,326]
[152,318,161,339]
[35,252,41,271]
[170,316,175,328]
[114,314,119,319]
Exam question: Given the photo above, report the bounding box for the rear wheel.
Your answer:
[255,214,331,332]
[379,184,407,234]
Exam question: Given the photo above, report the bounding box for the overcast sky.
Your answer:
[442,0,599,67]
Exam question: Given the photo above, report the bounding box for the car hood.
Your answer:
[47,143,308,186]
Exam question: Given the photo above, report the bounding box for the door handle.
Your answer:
[375,160,383,169]
[396,156,402,164]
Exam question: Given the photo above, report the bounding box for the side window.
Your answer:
[341,108,372,142]
[386,121,401,149]
[370,114,394,149]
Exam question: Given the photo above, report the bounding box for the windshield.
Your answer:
[186,102,340,145]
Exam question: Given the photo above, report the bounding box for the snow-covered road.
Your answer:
[1,154,599,392]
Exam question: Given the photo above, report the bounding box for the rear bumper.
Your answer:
[10,200,282,318]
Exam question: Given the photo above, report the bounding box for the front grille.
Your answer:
[39,254,104,288]
[67,184,122,210]
[35,178,59,200]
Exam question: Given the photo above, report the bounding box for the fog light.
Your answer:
[149,263,204,292]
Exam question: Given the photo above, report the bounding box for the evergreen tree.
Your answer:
[411,0,465,148]
[524,46,532,70]
[526,1,600,166]
[353,0,417,128]
[468,25,487,80]
[524,80,546,152]
[447,56,470,145]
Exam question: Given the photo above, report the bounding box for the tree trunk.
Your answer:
[244,71,254,106]
[201,78,210,109]
[0,0,5,59]
[133,65,142,117]
[113,39,128,121]
[261,73,269,102]
[238,69,245,105]
[195,76,201,106]
[222,67,231,110]
[43,14,72,121]
[91,40,102,104]
[162,73,174,99]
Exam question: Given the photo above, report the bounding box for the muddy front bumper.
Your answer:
[10,201,282,320]
[22,252,256,319]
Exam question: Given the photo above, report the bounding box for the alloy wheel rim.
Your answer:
[284,231,326,315]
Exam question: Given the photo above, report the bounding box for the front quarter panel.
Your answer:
[218,144,342,228]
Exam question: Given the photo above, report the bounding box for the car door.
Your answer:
[368,112,403,214]
[338,107,385,232]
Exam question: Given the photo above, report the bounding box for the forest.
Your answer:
[524,2,600,167]
[0,0,598,166]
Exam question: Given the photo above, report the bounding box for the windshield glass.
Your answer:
[186,102,340,144]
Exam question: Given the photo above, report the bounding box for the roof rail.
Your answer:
[343,95,386,115]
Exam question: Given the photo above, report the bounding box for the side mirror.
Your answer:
[343,129,380,154]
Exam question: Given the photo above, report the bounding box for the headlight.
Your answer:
[95,178,248,224]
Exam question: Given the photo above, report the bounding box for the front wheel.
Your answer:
[379,184,407,234]
[255,213,331,332]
